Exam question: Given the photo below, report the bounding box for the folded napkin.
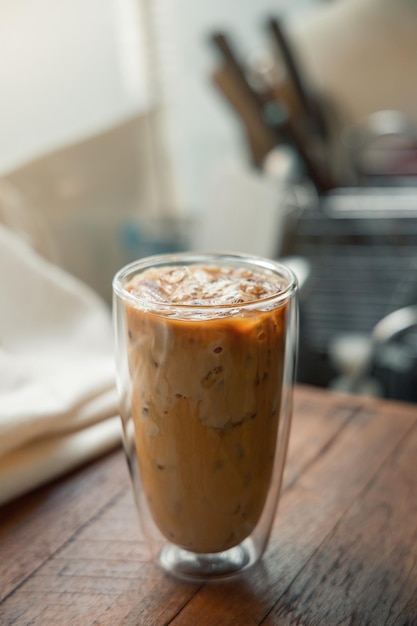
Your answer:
[0,224,122,505]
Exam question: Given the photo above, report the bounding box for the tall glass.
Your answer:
[113,252,298,581]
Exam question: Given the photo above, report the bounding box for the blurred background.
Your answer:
[1,0,417,401]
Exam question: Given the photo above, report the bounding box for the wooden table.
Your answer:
[1,385,417,625]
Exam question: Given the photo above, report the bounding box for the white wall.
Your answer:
[0,0,147,174]
[0,0,319,199]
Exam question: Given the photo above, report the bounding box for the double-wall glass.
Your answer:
[113,252,298,581]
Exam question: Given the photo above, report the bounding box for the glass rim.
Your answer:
[112,251,298,312]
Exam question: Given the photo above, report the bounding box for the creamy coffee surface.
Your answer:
[124,262,288,553]
[126,264,285,306]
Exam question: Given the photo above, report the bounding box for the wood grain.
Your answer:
[263,421,417,625]
[0,451,128,603]
[1,386,417,625]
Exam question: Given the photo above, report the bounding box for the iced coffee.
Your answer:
[123,262,289,554]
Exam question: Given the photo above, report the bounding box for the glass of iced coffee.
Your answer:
[113,252,298,580]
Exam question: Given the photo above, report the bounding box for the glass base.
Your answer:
[159,539,258,581]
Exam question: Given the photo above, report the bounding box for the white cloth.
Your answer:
[0,224,122,505]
